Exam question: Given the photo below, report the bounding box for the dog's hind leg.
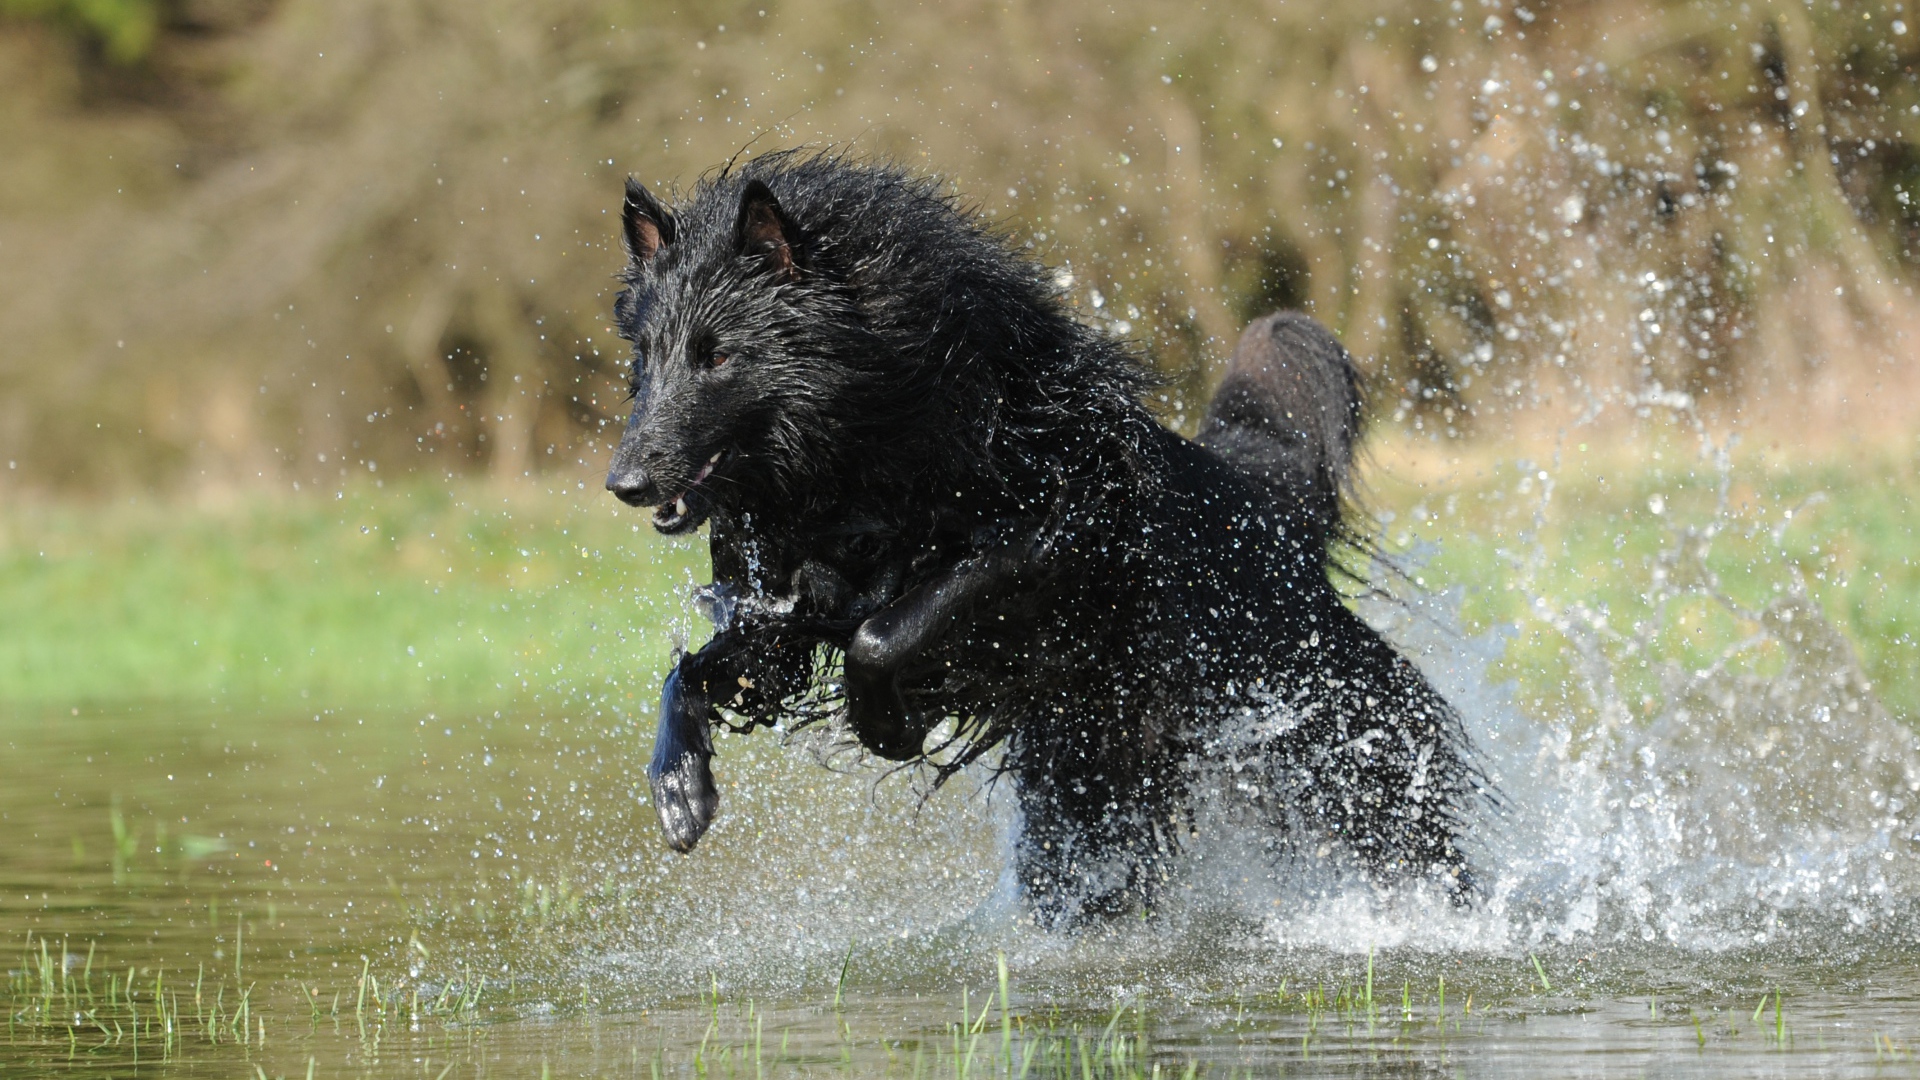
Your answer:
[1289,611,1482,901]
[1008,730,1174,929]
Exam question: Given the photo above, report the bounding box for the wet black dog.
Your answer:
[606,152,1482,925]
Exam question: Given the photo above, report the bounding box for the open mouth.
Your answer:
[651,449,729,533]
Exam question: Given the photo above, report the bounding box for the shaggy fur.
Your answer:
[606,152,1482,925]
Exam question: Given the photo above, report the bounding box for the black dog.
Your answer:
[606,152,1482,925]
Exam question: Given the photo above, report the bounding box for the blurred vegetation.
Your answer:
[3,0,1920,492]
[0,0,162,62]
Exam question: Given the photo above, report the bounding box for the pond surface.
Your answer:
[8,618,1920,1080]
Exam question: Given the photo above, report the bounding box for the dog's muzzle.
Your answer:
[607,468,657,507]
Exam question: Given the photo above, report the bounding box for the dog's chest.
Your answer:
[708,509,924,627]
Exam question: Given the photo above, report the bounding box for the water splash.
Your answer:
[1329,479,1919,958]
[428,452,1913,1011]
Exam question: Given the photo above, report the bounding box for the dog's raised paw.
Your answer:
[648,750,718,852]
[648,664,720,852]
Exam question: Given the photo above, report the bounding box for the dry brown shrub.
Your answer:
[2,0,1917,489]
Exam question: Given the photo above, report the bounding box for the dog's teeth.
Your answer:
[675,497,689,517]
[709,452,723,464]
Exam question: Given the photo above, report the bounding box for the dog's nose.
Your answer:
[607,468,657,507]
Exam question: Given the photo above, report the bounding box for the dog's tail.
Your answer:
[1196,311,1363,548]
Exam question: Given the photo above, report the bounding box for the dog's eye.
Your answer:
[708,352,730,369]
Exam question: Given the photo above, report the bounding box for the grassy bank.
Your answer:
[1371,434,1920,724]
[0,441,1915,721]
[0,479,702,713]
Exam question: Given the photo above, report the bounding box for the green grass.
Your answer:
[5,936,1181,1078]
[1370,438,1920,723]
[0,479,703,712]
[0,443,1915,722]
[8,923,1900,1076]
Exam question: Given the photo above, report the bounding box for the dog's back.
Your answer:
[1195,312,1362,546]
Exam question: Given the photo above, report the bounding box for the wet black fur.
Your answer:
[607,151,1483,926]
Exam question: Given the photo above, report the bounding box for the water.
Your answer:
[6,472,1920,1077]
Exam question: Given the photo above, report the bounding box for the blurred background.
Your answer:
[3,0,1918,492]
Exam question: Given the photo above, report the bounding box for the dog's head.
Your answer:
[606,171,869,535]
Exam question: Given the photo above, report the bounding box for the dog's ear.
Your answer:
[623,178,674,265]
[734,179,800,280]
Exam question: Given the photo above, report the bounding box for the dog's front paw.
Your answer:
[848,707,932,761]
[648,746,719,852]
[648,664,719,852]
